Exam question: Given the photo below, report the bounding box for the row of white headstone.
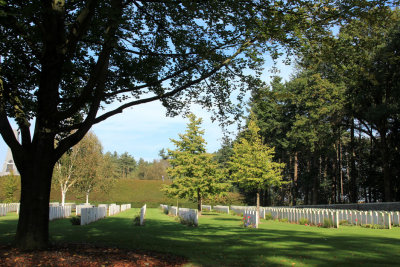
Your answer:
[213,205,230,214]
[160,204,198,226]
[229,205,399,229]
[108,204,121,216]
[264,207,397,229]
[75,203,131,217]
[121,204,131,212]
[0,203,20,216]
[49,205,72,221]
[76,204,95,216]
[81,207,107,225]
[201,205,212,211]
[79,203,131,225]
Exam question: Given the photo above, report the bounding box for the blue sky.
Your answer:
[0,58,294,165]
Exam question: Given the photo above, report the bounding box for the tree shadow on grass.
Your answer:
[210,217,240,222]
[47,212,400,267]
[0,214,18,243]
[3,210,400,266]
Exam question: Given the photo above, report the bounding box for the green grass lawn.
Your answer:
[1,209,400,266]
[1,178,244,208]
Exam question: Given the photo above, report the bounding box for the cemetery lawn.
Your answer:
[1,209,400,266]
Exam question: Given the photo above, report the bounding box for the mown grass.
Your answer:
[54,179,244,208]
[1,178,244,208]
[1,209,400,266]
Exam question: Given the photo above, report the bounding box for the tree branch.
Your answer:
[0,111,23,156]
[92,38,255,125]
[54,0,124,160]
[63,0,98,58]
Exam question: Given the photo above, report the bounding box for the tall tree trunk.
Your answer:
[15,151,55,250]
[85,191,90,205]
[368,136,373,203]
[323,156,328,203]
[292,152,298,206]
[368,186,372,203]
[349,119,357,203]
[381,136,392,202]
[256,189,260,228]
[312,156,319,205]
[61,186,66,207]
[339,137,344,203]
[364,185,368,203]
[304,187,309,205]
[197,188,202,213]
[305,158,311,205]
[332,156,337,204]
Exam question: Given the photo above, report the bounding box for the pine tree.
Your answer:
[163,114,229,212]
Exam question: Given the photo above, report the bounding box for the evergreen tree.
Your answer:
[163,114,229,212]
[229,114,285,227]
[4,174,18,203]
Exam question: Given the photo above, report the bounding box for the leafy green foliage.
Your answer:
[3,175,18,203]
[71,132,115,204]
[323,218,334,228]
[299,218,309,225]
[230,114,285,193]
[69,216,81,226]
[163,114,230,208]
[132,213,141,227]
[265,213,274,220]
[243,7,400,205]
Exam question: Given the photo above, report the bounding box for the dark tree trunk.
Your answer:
[339,138,344,203]
[332,159,337,204]
[292,152,298,206]
[382,145,392,202]
[256,190,260,228]
[349,119,357,203]
[304,187,309,205]
[15,146,55,250]
[368,186,372,203]
[197,188,202,213]
[312,157,319,205]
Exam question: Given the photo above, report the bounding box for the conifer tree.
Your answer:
[229,114,285,227]
[163,114,229,212]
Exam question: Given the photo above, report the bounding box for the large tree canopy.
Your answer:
[0,0,390,249]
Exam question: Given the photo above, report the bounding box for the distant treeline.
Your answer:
[104,151,169,180]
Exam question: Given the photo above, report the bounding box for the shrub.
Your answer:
[364,224,386,229]
[133,213,142,226]
[265,213,273,220]
[339,220,349,226]
[279,218,288,223]
[299,218,309,225]
[323,218,334,228]
[70,216,81,225]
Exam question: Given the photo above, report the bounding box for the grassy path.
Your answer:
[1,209,400,266]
